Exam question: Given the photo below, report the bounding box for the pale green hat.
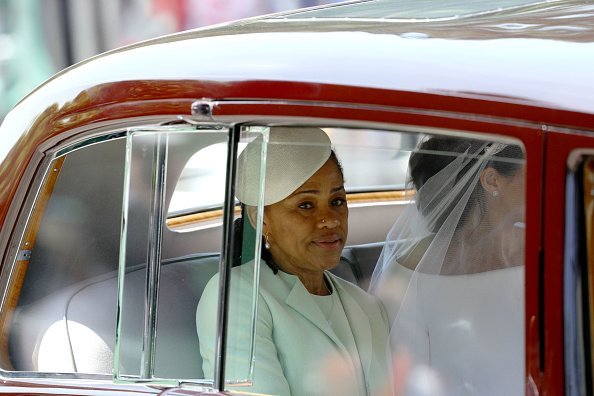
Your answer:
[236,127,332,206]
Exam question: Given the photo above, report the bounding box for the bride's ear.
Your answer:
[480,167,501,196]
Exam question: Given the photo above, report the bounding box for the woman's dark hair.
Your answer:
[232,208,276,270]
[329,149,345,182]
[232,149,344,272]
[232,211,245,268]
[408,136,524,232]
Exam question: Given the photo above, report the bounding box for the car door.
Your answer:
[0,93,544,395]
[547,130,594,396]
[117,98,542,395]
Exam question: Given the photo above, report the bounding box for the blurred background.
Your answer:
[0,0,342,121]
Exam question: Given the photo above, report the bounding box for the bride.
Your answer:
[370,136,526,396]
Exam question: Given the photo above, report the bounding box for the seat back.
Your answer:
[10,254,219,377]
[339,242,384,291]
[10,243,383,375]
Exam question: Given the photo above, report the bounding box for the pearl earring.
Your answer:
[264,234,270,249]
[492,190,499,197]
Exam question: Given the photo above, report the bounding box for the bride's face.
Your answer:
[496,165,526,224]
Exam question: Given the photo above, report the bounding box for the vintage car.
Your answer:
[0,0,593,394]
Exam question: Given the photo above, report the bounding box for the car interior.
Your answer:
[6,126,408,379]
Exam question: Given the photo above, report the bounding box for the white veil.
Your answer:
[369,136,526,396]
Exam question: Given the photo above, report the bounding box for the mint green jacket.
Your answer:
[196,261,391,396]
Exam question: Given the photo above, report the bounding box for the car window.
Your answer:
[371,133,526,395]
[197,125,525,394]
[6,134,127,373]
[3,124,240,381]
[2,122,526,396]
[115,126,266,385]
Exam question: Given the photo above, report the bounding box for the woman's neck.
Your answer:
[444,212,522,274]
[300,274,331,295]
[279,265,330,295]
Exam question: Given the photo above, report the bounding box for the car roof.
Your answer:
[16,0,594,106]
[271,0,564,20]
[2,0,594,161]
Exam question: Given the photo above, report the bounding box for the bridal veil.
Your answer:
[370,135,526,396]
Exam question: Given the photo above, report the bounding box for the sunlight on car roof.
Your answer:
[272,0,557,20]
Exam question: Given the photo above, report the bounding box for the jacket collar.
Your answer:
[278,270,373,383]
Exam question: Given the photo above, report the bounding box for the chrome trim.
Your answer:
[55,131,127,157]
[191,99,215,121]
[141,133,168,379]
[0,149,48,285]
[568,148,594,172]
[0,373,214,393]
[114,131,134,381]
[38,117,184,158]
[50,116,226,158]
[15,250,31,261]
[196,111,529,149]
[213,124,240,391]
[0,370,112,380]
[0,152,48,284]
[200,98,557,131]
[0,157,53,329]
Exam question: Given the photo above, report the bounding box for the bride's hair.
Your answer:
[408,136,524,232]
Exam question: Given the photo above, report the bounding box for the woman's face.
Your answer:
[498,165,526,223]
[263,159,348,276]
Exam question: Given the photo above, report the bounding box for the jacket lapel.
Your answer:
[282,272,347,351]
[278,270,373,395]
[330,274,373,385]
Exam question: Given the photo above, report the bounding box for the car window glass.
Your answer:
[168,141,246,217]
[115,127,222,382]
[7,135,127,373]
[327,128,419,191]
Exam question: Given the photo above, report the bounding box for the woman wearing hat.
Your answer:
[196,127,390,396]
